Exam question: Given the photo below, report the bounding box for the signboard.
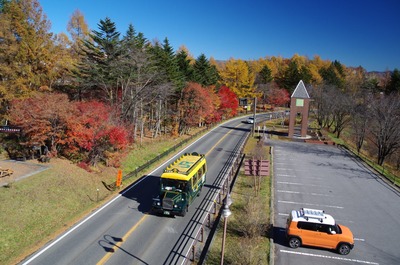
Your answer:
[239,98,248,106]
[296,98,304,107]
[0,126,21,133]
[244,159,270,176]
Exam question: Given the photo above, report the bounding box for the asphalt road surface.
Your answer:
[20,115,262,265]
[271,140,400,265]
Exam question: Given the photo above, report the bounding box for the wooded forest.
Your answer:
[1,0,399,168]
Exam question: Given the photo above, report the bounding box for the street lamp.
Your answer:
[221,194,233,265]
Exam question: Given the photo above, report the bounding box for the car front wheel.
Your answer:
[288,237,301,248]
[337,243,351,255]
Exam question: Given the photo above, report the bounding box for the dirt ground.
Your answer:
[0,159,50,186]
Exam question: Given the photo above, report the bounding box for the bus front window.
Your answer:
[161,179,187,192]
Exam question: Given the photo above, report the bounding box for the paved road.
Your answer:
[271,140,400,265]
[20,115,264,265]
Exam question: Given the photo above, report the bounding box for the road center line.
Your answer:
[96,122,243,265]
[280,250,379,265]
[96,215,149,265]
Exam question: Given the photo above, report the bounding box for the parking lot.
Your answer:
[271,140,400,265]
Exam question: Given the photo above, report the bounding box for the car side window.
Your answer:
[297,221,317,231]
[316,224,330,233]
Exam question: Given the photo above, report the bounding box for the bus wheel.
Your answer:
[182,205,188,217]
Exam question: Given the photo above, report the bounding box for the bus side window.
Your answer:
[189,178,193,191]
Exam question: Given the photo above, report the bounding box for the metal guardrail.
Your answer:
[122,128,208,182]
[183,130,250,264]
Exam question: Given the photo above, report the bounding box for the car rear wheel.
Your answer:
[288,237,301,248]
[337,243,351,255]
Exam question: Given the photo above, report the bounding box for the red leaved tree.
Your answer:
[8,93,72,157]
[8,94,130,166]
[66,101,130,166]
[180,82,215,133]
[267,88,290,107]
[218,85,239,119]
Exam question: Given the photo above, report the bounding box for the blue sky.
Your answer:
[39,0,399,72]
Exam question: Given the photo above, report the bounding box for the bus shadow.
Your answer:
[120,175,160,214]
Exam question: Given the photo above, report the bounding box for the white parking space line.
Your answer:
[278,200,344,209]
[277,181,325,188]
[276,174,295,177]
[280,250,379,265]
[278,212,289,217]
[278,190,301,194]
[354,238,365,242]
[276,175,324,180]
[277,190,334,197]
[276,168,308,171]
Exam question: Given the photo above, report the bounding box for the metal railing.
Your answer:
[182,131,250,264]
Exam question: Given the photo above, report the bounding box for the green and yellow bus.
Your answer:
[152,152,207,217]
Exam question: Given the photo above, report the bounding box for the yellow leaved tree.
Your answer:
[218,58,257,98]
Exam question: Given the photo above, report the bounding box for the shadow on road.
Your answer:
[120,175,160,214]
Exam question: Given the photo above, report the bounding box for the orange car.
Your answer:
[286,208,354,255]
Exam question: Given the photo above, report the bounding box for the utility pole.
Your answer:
[252,97,257,135]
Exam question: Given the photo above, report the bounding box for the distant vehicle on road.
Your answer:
[246,117,255,124]
[286,208,354,255]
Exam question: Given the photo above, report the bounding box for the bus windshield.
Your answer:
[161,178,188,192]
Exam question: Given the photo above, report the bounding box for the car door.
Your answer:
[315,224,339,248]
[297,222,318,246]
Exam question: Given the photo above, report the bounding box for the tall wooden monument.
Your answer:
[288,80,310,138]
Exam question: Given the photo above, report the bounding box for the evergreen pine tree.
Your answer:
[192,54,219,87]
[387,68,400,94]
[78,17,122,103]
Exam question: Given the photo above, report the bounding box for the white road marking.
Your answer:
[354,238,365,242]
[277,181,325,187]
[278,200,344,209]
[277,190,333,197]
[275,167,307,171]
[280,250,379,265]
[276,174,295,177]
[278,190,300,194]
[21,118,234,265]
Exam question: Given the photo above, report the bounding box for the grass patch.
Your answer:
[0,129,204,265]
[205,136,272,264]
[0,159,113,265]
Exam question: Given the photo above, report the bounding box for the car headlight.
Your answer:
[156,202,161,206]
[174,205,178,208]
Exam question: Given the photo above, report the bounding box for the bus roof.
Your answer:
[162,152,206,181]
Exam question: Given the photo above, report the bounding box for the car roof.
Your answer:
[290,208,335,225]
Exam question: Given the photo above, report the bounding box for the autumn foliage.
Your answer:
[181,83,214,128]
[266,87,290,107]
[218,86,239,118]
[8,93,130,166]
